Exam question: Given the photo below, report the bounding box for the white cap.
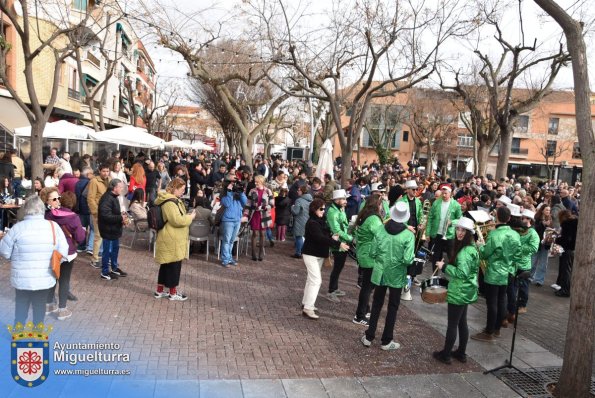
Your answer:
[371,182,385,192]
[390,202,410,223]
[497,195,512,205]
[404,180,418,190]
[507,203,522,217]
[521,209,535,220]
[456,217,475,232]
[332,189,349,200]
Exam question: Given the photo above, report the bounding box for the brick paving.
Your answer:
[0,232,482,380]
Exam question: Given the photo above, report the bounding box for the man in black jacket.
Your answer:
[98,179,128,280]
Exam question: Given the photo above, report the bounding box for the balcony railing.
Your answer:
[86,52,101,68]
[511,147,529,155]
[68,88,80,100]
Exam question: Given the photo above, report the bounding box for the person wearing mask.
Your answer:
[246,175,275,261]
[426,184,462,271]
[87,163,111,268]
[0,196,68,325]
[301,198,349,319]
[361,202,415,351]
[471,207,521,342]
[219,174,248,267]
[290,185,312,259]
[553,210,578,298]
[153,178,197,300]
[325,189,354,303]
[433,217,479,364]
[41,189,85,320]
[352,195,384,326]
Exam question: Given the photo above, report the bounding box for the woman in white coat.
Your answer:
[0,195,68,325]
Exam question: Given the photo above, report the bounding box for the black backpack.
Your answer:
[147,198,183,231]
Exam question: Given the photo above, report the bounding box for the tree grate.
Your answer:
[495,367,595,397]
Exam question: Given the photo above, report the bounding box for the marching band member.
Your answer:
[359,183,390,221]
[433,217,480,364]
[426,184,462,271]
[361,202,415,351]
[398,179,424,293]
[471,207,521,342]
[352,195,384,325]
[503,203,523,327]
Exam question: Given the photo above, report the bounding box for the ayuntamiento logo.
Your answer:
[8,322,52,388]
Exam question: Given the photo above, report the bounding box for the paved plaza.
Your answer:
[0,231,582,397]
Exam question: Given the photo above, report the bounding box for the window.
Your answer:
[112,95,117,111]
[458,112,470,128]
[515,115,529,132]
[572,142,581,159]
[546,140,557,157]
[402,131,409,142]
[73,0,87,11]
[548,117,559,135]
[68,67,80,100]
[457,135,473,148]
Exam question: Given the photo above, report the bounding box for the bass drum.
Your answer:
[420,276,449,304]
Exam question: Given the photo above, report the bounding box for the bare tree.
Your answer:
[533,131,574,181]
[248,0,467,186]
[532,2,594,397]
[362,101,407,165]
[139,77,178,136]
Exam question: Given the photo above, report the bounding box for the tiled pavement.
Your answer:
[0,232,579,397]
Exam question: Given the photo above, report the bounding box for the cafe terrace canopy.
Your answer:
[14,120,94,140]
[89,126,165,149]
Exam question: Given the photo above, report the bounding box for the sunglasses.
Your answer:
[51,197,61,202]
[318,207,325,211]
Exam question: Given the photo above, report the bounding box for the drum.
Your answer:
[407,257,426,276]
[420,276,449,304]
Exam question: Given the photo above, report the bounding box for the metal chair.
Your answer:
[189,219,211,261]
[121,219,150,249]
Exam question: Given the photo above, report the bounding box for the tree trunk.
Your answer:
[532,2,594,397]
[30,121,46,181]
[426,142,433,176]
[240,134,254,171]
[495,126,512,179]
[340,146,353,188]
[477,143,490,177]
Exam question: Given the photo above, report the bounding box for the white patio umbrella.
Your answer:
[14,120,93,140]
[89,126,165,149]
[164,139,192,149]
[315,139,334,180]
[190,141,215,151]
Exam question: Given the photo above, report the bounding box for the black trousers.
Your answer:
[355,267,374,320]
[430,236,454,271]
[47,259,75,309]
[328,251,348,293]
[558,250,574,295]
[158,261,183,288]
[365,285,402,345]
[15,288,52,326]
[443,304,469,356]
[484,283,507,334]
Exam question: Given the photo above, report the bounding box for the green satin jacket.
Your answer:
[480,224,521,285]
[326,203,353,252]
[517,227,539,272]
[426,198,462,240]
[359,199,391,221]
[444,245,480,305]
[369,224,415,288]
[397,195,423,226]
[355,215,384,269]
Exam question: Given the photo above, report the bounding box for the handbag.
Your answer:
[49,221,64,279]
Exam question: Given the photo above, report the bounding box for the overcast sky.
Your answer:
[136,0,595,99]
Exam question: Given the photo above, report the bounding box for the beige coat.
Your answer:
[87,175,110,215]
[154,191,193,264]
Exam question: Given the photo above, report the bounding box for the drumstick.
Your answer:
[431,258,445,277]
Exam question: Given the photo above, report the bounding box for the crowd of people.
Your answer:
[0,147,581,364]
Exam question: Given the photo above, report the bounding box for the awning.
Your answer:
[89,126,165,149]
[14,120,94,140]
[0,96,30,131]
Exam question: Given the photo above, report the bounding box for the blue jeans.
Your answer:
[220,221,240,265]
[294,236,304,255]
[266,228,273,241]
[507,277,529,313]
[101,239,120,275]
[12,178,21,198]
[530,248,549,285]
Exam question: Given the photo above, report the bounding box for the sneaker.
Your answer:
[86,250,93,256]
[108,271,120,279]
[494,329,501,338]
[112,268,127,277]
[433,350,452,364]
[153,291,169,299]
[302,309,319,319]
[229,260,238,266]
[451,351,467,363]
[352,316,369,326]
[555,290,570,297]
[90,260,100,269]
[361,335,372,347]
[67,292,78,301]
[381,341,401,351]
[413,277,422,287]
[332,289,346,297]
[100,272,115,280]
[169,293,188,301]
[550,283,561,291]
[269,240,274,247]
[76,248,84,253]
[471,331,494,342]
[517,307,527,314]
[221,263,231,268]
[324,292,341,303]
[45,303,58,315]
[56,308,72,321]
[291,254,302,259]
[366,312,371,319]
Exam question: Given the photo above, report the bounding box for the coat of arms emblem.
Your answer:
[8,322,52,387]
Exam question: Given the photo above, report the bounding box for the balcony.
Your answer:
[490,146,528,157]
[68,88,80,100]
[86,52,101,68]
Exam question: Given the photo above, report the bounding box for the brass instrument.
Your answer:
[474,221,495,273]
[417,199,432,250]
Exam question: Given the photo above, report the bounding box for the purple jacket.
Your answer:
[58,173,79,194]
[45,208,86,255]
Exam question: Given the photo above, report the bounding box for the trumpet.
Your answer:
[416,200,432,250]
[474,222,494,272]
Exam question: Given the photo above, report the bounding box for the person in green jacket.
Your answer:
[471,206,521,342]
[154,178,196,301]
[325,189,354,303]
[433,217,480,364]
[506,209,539,318]
[358,183,390,221]
[398,179,425,289]
[425,184,462,272]
[353,195,384,325]
[361,202,415,351]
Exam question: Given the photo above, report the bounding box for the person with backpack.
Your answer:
[153,178,196,301]
[219,174,247,268]
[75,167,93,254]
